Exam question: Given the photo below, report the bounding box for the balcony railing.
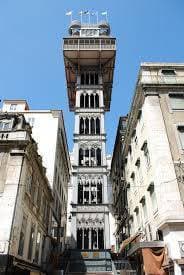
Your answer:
[63,43,116,50]
[63,38,116,51]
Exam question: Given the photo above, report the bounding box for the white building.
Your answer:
[0,113,53,274]
[2,99,71,252]
[121,63,184,275]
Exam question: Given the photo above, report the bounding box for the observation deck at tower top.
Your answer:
[63,21,116,111]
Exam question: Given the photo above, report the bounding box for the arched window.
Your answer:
[98,229,104,249]
[78,183,83,204]
[79,118,84,134]
[80,94,84,107]
[92,229,97,249]
[85,94,89,108]
[97,182,102,203]
[84,181,89,204]
[85,118,89,134]
[79,149,83,166]
[96,118,100,134]
[84,229,89,249]
[97,148,101,166]
[91,148,96,166]
[95,94,99,108]
[90,94,95,108]
[91,118,95,135]
[77,229,83,249]
[85,149,89,166]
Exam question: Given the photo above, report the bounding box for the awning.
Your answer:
[142,247,167,275]
[119,233,140,253]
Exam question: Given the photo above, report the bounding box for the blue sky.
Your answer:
[0,0,184,153]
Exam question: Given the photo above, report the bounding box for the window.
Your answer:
[10,104,17,111]
[27,117,35,127]
[35,231,41,263]
[85,118,89,134]
[79,117,101,135]
[78,176,103,205]
[28,224,35,260]
[169,93,184,110]
[78,147,101,167]
[90,94,94,108]
[161,69,176,75]
[90,118,95,134]
[178,126,184,149]
[95,94,99,107]
[80,93,99,108]
[80,94,84,107]
[0,120,11,131]
[96,148,101,166]
[147,182,158,213]
[18,215,27,256]
[134,207,140,229]
[141,142,150,168]
[80,72,99,85]
[140,197,148,221]
[130,172,135,186]
[96,118,100,134]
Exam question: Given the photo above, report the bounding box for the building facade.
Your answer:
[63,21,116,250]
[118,63,184,274]
[2,100,71,252]
[110,116,128,252]
[0,113,53,274]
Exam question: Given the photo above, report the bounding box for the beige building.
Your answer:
[2,100,71,252]
[117,63,184,275]
[110,116,128,252]
[0,113,53,274]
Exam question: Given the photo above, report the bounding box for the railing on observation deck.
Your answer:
[63,38,116,51]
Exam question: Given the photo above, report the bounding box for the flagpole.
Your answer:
[80,12,83,24]
[106,12,108,22]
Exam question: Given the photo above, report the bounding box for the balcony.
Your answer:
[63,38,116,51]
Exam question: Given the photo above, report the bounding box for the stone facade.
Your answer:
[2,100,71,252]
[114,63,184,274]
[110,116,128,252]
[0,113,53,274]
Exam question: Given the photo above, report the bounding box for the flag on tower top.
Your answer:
[101,11,107,16]
[66,11,72,16]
